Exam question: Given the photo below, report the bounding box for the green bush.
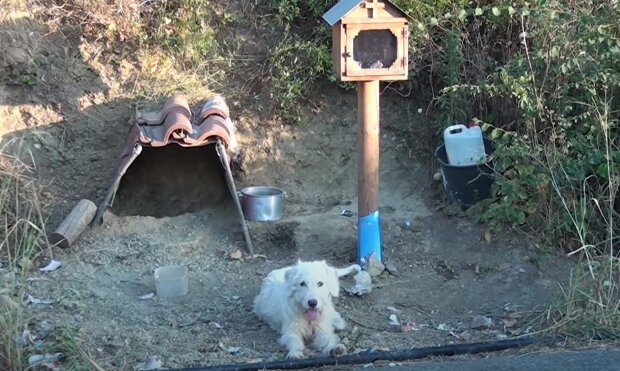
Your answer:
[473,1,618,252]
[267,34,331,122]
[412,0,619,339]
[266,0,333,121]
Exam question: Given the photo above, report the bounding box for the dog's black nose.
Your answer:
[308,299,318,308]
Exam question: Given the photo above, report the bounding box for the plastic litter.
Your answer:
[25,295,53,305]
[135,356,163,371]
[39,260,62,273]
[340,209,354,217]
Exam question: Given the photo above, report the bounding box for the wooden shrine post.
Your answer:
[323,0,410,266]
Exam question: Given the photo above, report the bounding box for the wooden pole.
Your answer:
[50,199,97,248]
[357,80,383,265]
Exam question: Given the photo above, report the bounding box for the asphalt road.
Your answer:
[354,348,620,371]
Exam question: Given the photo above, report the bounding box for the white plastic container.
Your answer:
[154,265,189,298]
[443,124,486,166]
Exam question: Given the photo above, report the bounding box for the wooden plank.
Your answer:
[332,25,342,76]
[342,17,408,25]
[347,1,405,20]
[341,74,409,81]
[357,80,380,217]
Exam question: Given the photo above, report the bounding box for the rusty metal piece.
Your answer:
[93,143,143,226]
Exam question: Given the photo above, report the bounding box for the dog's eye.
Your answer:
[300,281,306,287]
[317,281,323,287]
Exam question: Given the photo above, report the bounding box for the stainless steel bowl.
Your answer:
[238,186,285,221]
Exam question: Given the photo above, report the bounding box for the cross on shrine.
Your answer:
[365,0,385,18]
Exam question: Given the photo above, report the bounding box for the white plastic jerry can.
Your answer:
[443,124,486,166]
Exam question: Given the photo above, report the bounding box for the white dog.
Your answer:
[253,260,361,359]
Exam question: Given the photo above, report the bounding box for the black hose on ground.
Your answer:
[169,336,561,371]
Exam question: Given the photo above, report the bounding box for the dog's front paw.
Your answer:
[286,350,305,359]
[352,264,362,273]
[327,343,346,357]
[333,316,346,331]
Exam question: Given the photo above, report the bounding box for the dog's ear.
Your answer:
[325,265,340,298]
[284,266,297,283]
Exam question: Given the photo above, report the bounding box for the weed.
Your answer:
[543,255,620,340]
[151,0,218,66]
[17,73,36,86]
[45,325,101,370]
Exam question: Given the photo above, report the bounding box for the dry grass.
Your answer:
[0,150,47,370]
[32,0,143,38]
[539,99,620,341]
[0,144,100,369]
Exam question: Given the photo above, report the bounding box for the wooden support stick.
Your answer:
[358,80,380,216]
[50,199,97,248]
[357,80,383,264]
[216,140,255,255]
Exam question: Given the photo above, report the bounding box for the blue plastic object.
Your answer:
[358,210,382,265]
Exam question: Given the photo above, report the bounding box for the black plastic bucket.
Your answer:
[435,137,496,208]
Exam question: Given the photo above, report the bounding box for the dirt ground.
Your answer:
[1,8,575,371]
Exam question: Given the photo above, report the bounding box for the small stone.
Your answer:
[367,253,385,277]
[384,259,399,275]
[344,271,373,296]
[470,315,493,330]
[229,250,242,260]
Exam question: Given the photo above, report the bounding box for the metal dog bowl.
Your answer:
[238,186,285,221]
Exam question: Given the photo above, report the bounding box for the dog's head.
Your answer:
[284,260,340,322]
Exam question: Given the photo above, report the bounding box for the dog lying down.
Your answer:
[253,260,361,359]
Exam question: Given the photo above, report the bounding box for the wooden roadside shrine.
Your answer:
[323,0,410,266]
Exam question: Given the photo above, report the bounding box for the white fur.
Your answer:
[253,260,361,359]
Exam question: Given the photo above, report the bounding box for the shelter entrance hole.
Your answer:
[111,144,235,219]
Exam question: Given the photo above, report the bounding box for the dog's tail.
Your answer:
[335,264,361,278]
